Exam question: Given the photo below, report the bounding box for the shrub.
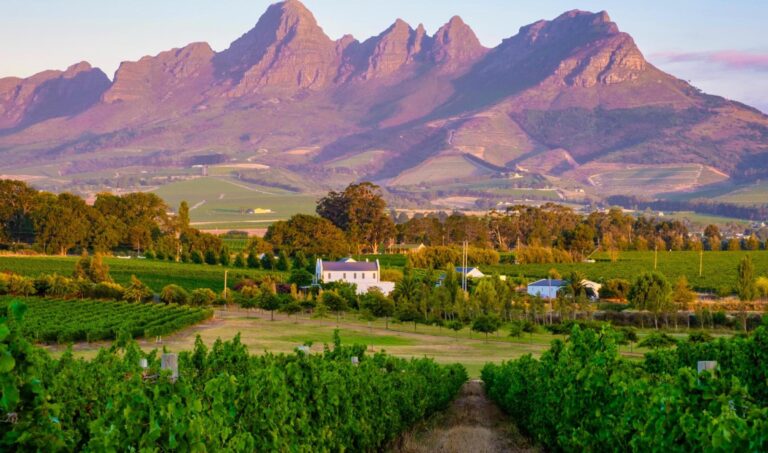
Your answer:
[234,253,246,268]
[288,268,314,287]
[189,288,217,306]
[144,249,156,260]
[89,282,125,300]
[160,284,189,305]
[191,250,204,264]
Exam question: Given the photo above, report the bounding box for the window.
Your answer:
[343,273,346,279]
[327,273,331,280]
[353,273,357,279]
[362,273,365,279]
[373,273,376,280]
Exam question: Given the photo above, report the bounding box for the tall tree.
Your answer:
[33,193,91,255]
[0,179,39,243]
[671,276,696,328]
[737,255,758,330]
[317,183,394,254]
[265,214,349,258]
[628,272,672,329]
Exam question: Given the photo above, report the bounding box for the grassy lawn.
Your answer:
[48,309,670,378]
[0,255,286,292]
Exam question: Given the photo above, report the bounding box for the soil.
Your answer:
[392,380,539,453]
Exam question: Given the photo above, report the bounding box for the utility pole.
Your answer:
[462,240,468,293]
[699,248,703,278]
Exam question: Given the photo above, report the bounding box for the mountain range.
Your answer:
[1,0,767,201]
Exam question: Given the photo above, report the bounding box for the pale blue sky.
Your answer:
[2,0,767,110]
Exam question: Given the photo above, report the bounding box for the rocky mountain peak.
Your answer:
[431,15,486,65]
[215,0,337,93]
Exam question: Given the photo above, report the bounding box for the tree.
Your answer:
[276,251,291,271]
[628,272,672,329]
[737,255,758,302]
[317,183,395,254]
[191,250,204,264]
[472,314,502,342]
[33,193,92,255]
[204,249,218,265]
[292,251,309,270]
[160,284,189,305]
[123,276,153,303]
[602,278,630,302]
[447,320,464,338]
[737,255,758,331]
[321,290,348,324]
[0,179,39,243]
[265,214,350,258]
[178,201,191,231]
[246,252,260,269]
[219,247,231,266]
[261,254,275,270]
[288,268,314,287]
[360,289,395,328]
[671,276,696,328]
[234,253,246,268]
[258,292,281,321]
[704,224,721,251]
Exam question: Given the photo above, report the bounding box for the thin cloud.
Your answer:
[652,50,768,71]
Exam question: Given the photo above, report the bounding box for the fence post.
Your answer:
[161,353,179,382]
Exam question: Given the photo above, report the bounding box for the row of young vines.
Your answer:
[482,325,768,451]
[0,301,467,451]
[0,296,213,343]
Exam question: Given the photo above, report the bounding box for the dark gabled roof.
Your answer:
[321,261,378,271]
[455,267,481,273]
[528,279,568,287]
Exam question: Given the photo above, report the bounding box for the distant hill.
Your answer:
[1,0,766,201]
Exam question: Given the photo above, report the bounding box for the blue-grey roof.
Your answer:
[455,267,480,273]
[528,279,568,287]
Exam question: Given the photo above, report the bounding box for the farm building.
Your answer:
[455,267,485,279]
[527,279,601,300]
[315,258,395,295]
[527,279,567,299]
[436,267,488,286]
[386,243,426,254]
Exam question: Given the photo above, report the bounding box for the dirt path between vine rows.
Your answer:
[392,380,539,453]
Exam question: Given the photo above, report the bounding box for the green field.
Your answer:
[590,165,725,196]
[0,256,284,292]
[363,250,768,293]
[486,251,768,293]
[153,176,317,229]
[660,180,768,206]
[1,296,213,343]
[660,211,750,227]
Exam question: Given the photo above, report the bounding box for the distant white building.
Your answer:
[527,278,601,300]
[315,258,395,295]
[455,267,485,279]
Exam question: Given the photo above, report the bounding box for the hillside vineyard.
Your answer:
[1,0,767,193]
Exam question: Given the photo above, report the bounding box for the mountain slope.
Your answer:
[0,1,766,197]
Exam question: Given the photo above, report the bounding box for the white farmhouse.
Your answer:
[315,258,395,295]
